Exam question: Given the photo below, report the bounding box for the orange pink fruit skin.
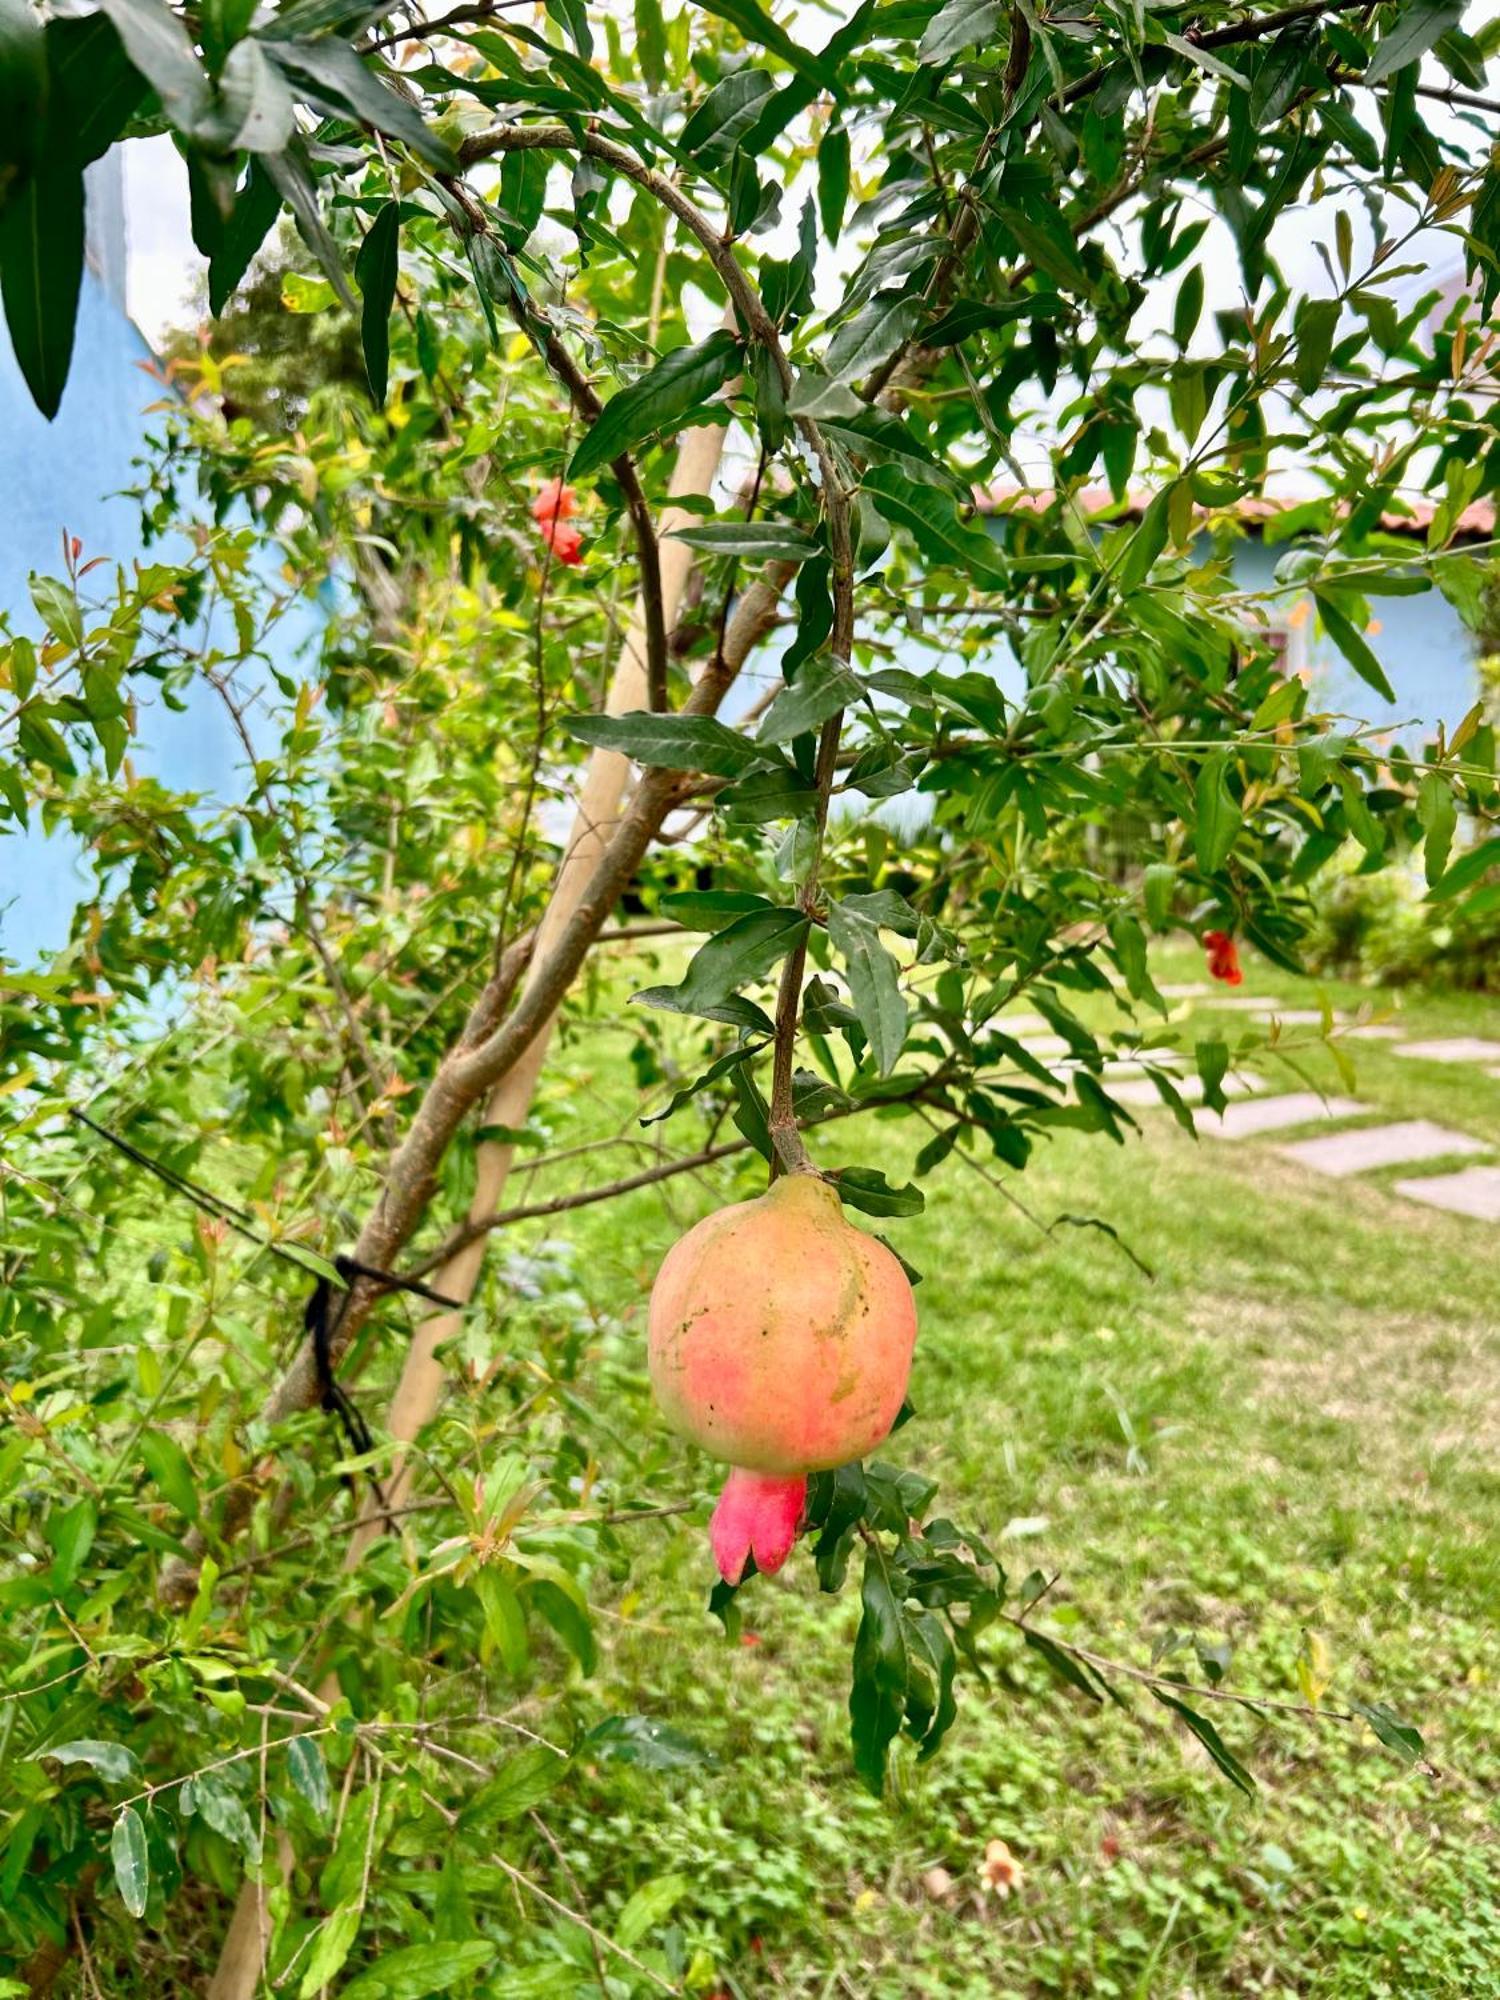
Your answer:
[647,1174,917,1578]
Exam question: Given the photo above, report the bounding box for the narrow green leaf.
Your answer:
[354,199,399,404]
[1364,0,1463,84]
[0,0,46,173]
[341,1942,499,2000]
[40,1739,140,1784]
[1426,834,1500,904]
[0,161,84,419]
[1193,751,1242,876]
[824,293,924,384]
[562,709,767,778]
[919,0,1001,64]
[570,329,741,479]
[679,66,773,158]
[757,653,862,745]
[285,1735,330,1816]
[460,1746,568,1825]
[634,907,808,1025]
[1152,1689,1257,1795]
[1417,770,1457,886]
[615,1872,688,1949]
[111,1807,149,1920]
[1346,1695,1425,1764]
[861,467,1007,586]
[297,1906,363,1998]
[849,1542,908,1794]
[818,121,849,243]
[98,0,210,130]
[208,161,282,315]
[1315,593,1397,703]
[266,39,457,169]
[1024,1628,1105,1703]
[826,897,907,1076]
[140,1428,200,1522]
[667,520,820,561]
[832,1166,924,1217]
[44,16,148,167]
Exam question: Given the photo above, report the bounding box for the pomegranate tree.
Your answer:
[648,1171,917,1582]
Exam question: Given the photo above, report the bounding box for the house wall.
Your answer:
[0,161,321,965]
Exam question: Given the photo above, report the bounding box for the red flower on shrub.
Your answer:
[531,478,584,565]
[1203,929,1242,986]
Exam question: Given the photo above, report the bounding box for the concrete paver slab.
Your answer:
[1277,1120,1487,1178]
[1394,1038,1500,1064]
[1198,1092,1369,1139]
[1393,1166,1500,1221]
[1342,1024,1405,1040]
[1107,1072,1264,1107]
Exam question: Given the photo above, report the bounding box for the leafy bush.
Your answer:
[1305,848,1500,990]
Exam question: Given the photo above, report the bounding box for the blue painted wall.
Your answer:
[0,162,322,966]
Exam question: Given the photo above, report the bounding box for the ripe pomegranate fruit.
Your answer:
[647,1172,917,1583]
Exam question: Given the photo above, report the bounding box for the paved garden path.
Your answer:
[997,1005,1499,1227]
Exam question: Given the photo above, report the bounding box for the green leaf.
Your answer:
[0,0,46,174]
[29,574,82,652]
[824,293,924,383]
[344,1936,502,2000]
[634,907,808,1026]
[111,1807,149,1920]
[667,521,820,561]
[44,15,149,168]
[818,121,849,243]
[1417,770,1457,886]
[1152,1689,1257,1795]
[562,709,767,778]
[1193,751,1242,876]
[208,160,282,316]
[693,0,833,87]
[354,199,399,404]
[832,1166,924,1218]
[40,1739,140,1784]
[219,37,297,152]
[919,0,1001,63]
[849,1542,908,1794]
[47,1496,96,1589]
[1364,0,1463,84]
[995,203,1091,292]
[615,1872,687,1948]
[861,467,1007,586]
[679,66,773,158]
[0,160,84,419]
[1346,1695,1425,1764]
[528,1578,596,1673]
[97,0,210,130]
[298,1906,361,1998]
[757,653,862,746]
[922,293,1062,346]
[460,1746,568,1824]
[570,329,741,478]
[497,146,548,250]
[140,1428,200,1521]
[1314,593,1396,703]
[1426,834,1500,904]
[266,40,457,170]
[826,897,907,1076]
[285,1734,329,1816]
[659,888,772,929]
[1024,1628,1105,1702]
[1115,485,1173,594]
[583,1713,711,1769]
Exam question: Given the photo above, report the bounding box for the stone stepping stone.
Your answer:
[1254,1008,1340,1027]
[1394,1037,1500,1064]
[1277,1120,1488,1178]
[1198,1092,1369,1139]
[1159,981,1213,999]
[1342,1023,1406,1040]
[1393,1166,1500,1221]
[1199,993,1270,1010]
[1107,1072,1264,1107]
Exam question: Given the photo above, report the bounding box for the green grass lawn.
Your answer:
[496,952,1500,1999]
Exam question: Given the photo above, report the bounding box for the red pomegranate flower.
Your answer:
[531,479,584,565]
[1203,929,1242,986]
